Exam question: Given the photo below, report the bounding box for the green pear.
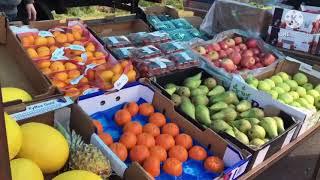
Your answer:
[246,76,259,88]
[180,100,195,119]
[232,119,252,133]
[210,120,232,132]
[228,104,236,109]
[198,85,209,94]
[265,79,276,88]
[314,96,320,109]
[250,138,265,147]
[191,89,206,97]
[290,101,301,108]
[234,127,250,145]
[258,80,271,91]
[289,91,299,100]
[303,83,314,91]
[277,72,291,81]
[284,80,298,90]
[184,79,202,89]
[296,98,312,109]
[177,87,191,97]
[204,77,217,90]
[302,94,314,105]
[272,87,285,95]
[314,84,320,93]
[236,100,252,112]
[307,90,320,99]
[165,83,177,89]
[207,85,225,97]
[184,72,202,82]
[225,128,235,137]
[181,96,191,103]
[276,83,291,92]
[274,117,285,134]
[210,91,239,105]
[278,93,293,104]
[209,102,228,112]
[248,125,266,139]
[171,94,182,106]
[260,117,278,139]
[240,108,264,119]
[192,95,209,106]
[296,86,307,97]
[165,87,177,96]
[195,105,211,125]
[248,118,260,125]
[293,72,308,86]
[211,108,238,122]
[266,90,278,99]
[271,75,283,85]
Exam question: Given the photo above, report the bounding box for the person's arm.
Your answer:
[25,0,37,21]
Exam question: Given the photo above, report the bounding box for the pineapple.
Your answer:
[56,123,112,179]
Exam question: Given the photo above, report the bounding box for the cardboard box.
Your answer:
[152,67,298,171]
[77,82,251,180]
[230,58,320,139]
[271,7,320,34]
[0,16,62,113]
[267,26,319,54]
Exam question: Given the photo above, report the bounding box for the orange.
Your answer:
[111,74,121,84]
[143,123,160,137]
[50,61,65,72]
[65,62,78,70]
[94,51,104,58]
[55,33,68,44]
[85,42,95,52]
[79,77,89,84]
[168,145,188,162]
[41,68,52,75]
[123,121,142,135]
[175,134,193,150]
[73,40,82,45]
[162,123,180,137]
[37,46,51,57]
[47,37,55,45]
[34,36,48,46]
[149,145,167,162]
[129,145,150,164]
[143,156,160,177]
[119,132,137,149]
[124,102,139,116]
[92,120,104,134]
[136,133,155,148]
[148,112,166,127]
[51,79,67,89]
[111,64,123,75]
[115,109,132,126]
[127,70,137,82]
[99,70,114,82]
[188,146,207,161]
[163,158,183,176]
[65,87,81,97]
[68,70,81,79]
[98,133,113,145]
[66,33,75,43]
[54,72,68,81]
[73,31,82,41]
[26,48,38,59]
[73,56,84,63]
[155,134,175,151]
[204,156,224,173]
[49,46,58,53]
[109,143,128,161]
[139,103,155,117]
[21,35,34,47]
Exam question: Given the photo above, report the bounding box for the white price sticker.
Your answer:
[70,75,84,85]
[82,88,100,95]
[68,44,86,51]
[113,74,129,90]
[108,37,119,44]
[51,47,69,61]
[149,57,171,69]
[180,52,192,61]
[38,31,53,37]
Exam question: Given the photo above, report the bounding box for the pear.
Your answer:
[314,84,320,93]
[165,87,177,96]
[171,94,182,106]
[266,90,279,99]
[198,85,209,94]
[302,94,314,105]
[278,93,293,104]
[277,72,291,81]
[289,91,299,100]
[180,101,195,119]
[191,89,206,96]
[184,72,202,82]
[210,91,239,105]
[296,86,307,97]
[265,79,276,88]
[250,138,265,147]
[191,95,209,106]
[228,104,236,109]
[296,98,312,109]
[277,83,291,92]
[225,128,235,137]
[246,76,259,88]
[232,119,252,134]
[248,118,260,125]
[307,90,320,99]
[284,79,298,90]
[209,102,228,112]
[274,117,285,134]
[258,80,271,91]
[303,83,313,91]
[260,117,278,139]
[207,85,225,97]
[248,125,266,140]
[181,96,191,103]
[195,105,211,126]
[204,77,217,90]
[234,127,249,145]
[236,100,252,112]
[290,101,301,108]
[184,79,202,89]
[177,87,191,97]
[240,108,264,119]
[271,75,283,85]
[211,108,238,122]
[165,83,177,89]
[293,72,308,86]
[210,120,232,132]
[272,87,285,95]
[314,96,320,109]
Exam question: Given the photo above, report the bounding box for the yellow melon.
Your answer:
[4,113,22,160]
[10,158,44,180]
[53,170,102,180]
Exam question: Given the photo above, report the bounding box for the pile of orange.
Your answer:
[99,102,225,178]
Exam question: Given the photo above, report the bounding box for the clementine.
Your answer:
[136,133,155,148]
[155,134,175,151]
[175,134,193,150]
[188,146,207,161]
[148,113,166,127]
[149,145,167,162]
[168,145,188,162]
[142,123,160,137]
[109,143,128,161]
[92,120,104,134]
[123,121,142,135]
[124,102,139,116]
[162,123,180,137]
[143,156,160,177]
[98,133,113,145]
[115,109,132,126]
[163,158,183,176]
[119,132,137,149]
[204,156,224,173]
[139,103,155,117]
[129,145,150,164]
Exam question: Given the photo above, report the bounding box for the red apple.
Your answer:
[246,38,258,48]
[213,59,221,67]
[262,53,276,66]
[208,51,219,61]
[226,48,234,55]
[234,46,241,52]
[239,43,247,51]
[251,48,260,55]
[254,56,261,63]
[219,50,227,58]
[221,58,235,72]
[206,44,214,52]
[225,38,236,47]
[212,43,221,51]
[219,41,229,50]
[241,56,256,68]
[242,50,254,57]
[228,51,241,65]
[234,37,243,45]
[195,46,207,55]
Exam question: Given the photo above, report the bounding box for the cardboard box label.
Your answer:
[252,145,270,169]
[281,127,296,149]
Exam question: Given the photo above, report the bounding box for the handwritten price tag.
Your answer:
[114,74,129,90]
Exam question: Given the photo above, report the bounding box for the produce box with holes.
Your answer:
[152,67,298,171]
[230,57,320,139]
[77,82,251,180]
[191,29,285,79]
[9,20,137,98]
[2,99,115,180]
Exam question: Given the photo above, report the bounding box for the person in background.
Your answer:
[0,0,37,21]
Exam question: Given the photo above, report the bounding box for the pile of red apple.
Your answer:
[194,36,276,73]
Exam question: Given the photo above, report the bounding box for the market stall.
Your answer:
[0,1,320,179]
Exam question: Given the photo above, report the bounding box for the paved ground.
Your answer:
[256,131,320,180]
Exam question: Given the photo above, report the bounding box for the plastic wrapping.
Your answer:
[169,50,200,70]
[127,31,171,46]
[104,35,132,48]
[136,57,176,77]
[111,47,135,59]
[153,21,176,31]
[157,41,185,54]
[200,0,273,37]
[132,45,162,59]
